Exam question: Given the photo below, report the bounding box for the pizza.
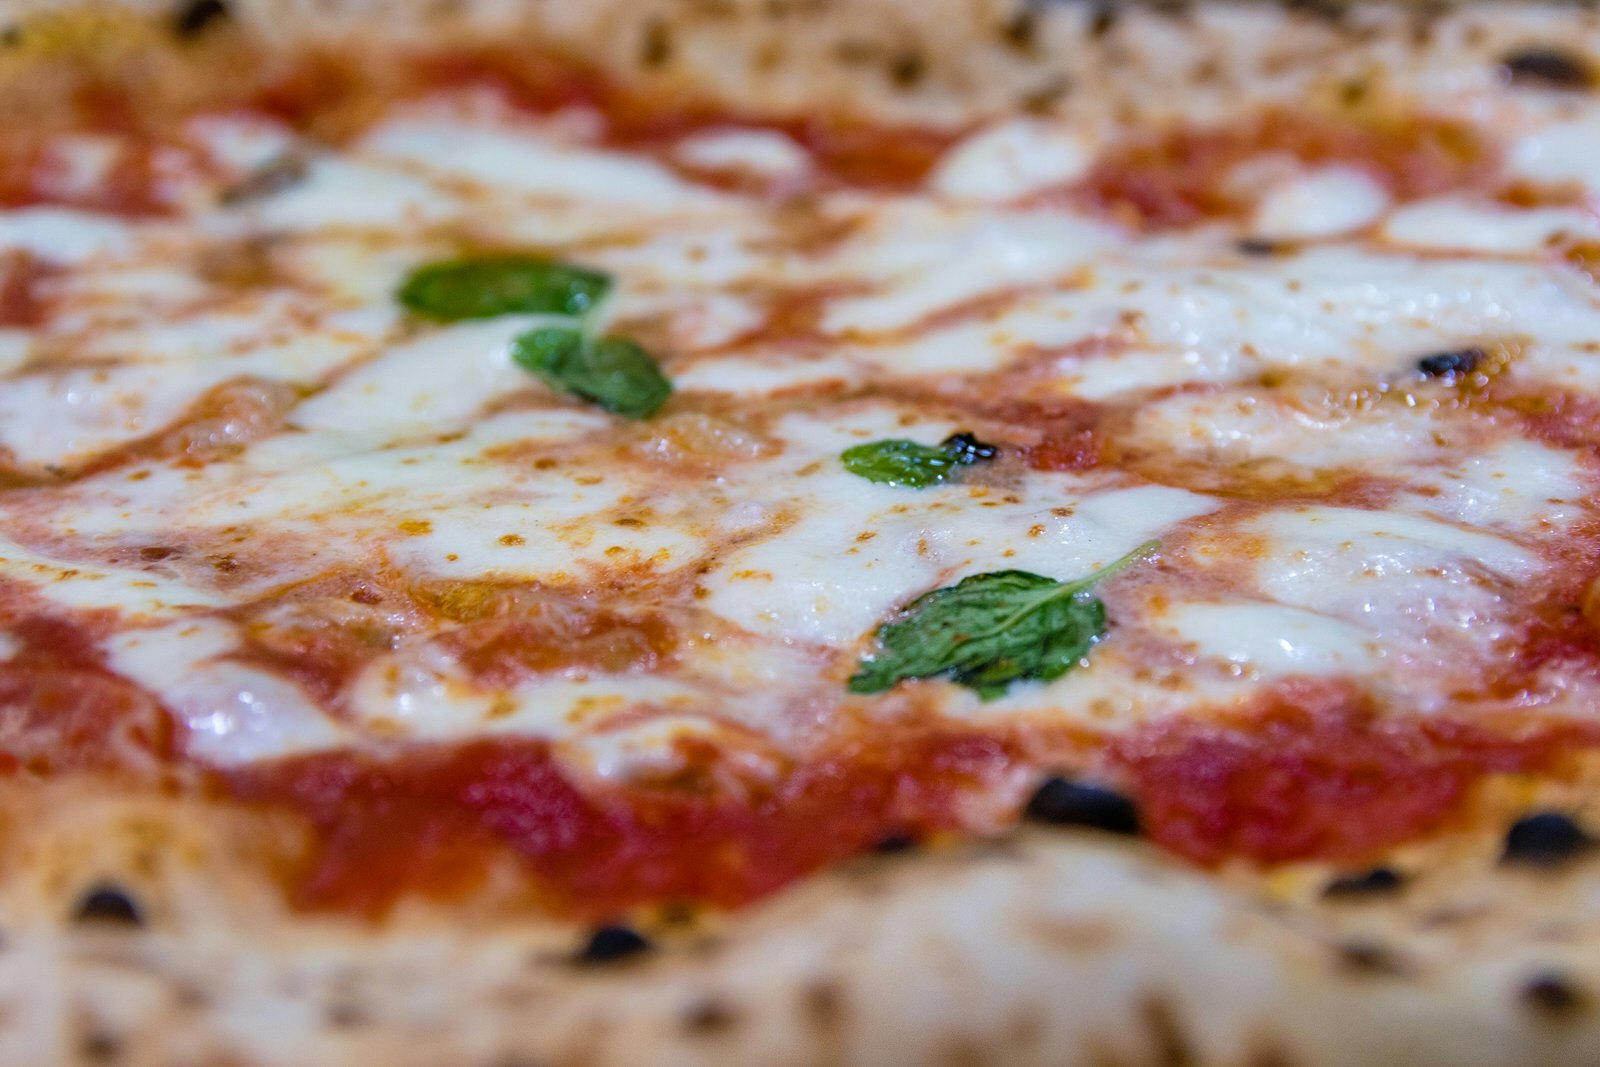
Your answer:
[7,0,1600,1062]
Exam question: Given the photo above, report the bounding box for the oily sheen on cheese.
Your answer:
[4,48,1600,917]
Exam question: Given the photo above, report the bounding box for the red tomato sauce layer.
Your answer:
[1078,109,1498,229]
[0,616,173,775]
[261,48,959,190]
[1108,682,1600,866]
[222,728,1021,920]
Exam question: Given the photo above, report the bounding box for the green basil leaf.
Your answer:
[841,432,999,488]
[849,540,1158,700]
[510,326,672,420]
[398,255,611,322]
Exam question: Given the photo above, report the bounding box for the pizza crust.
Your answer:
[0,774,1597,1066]
[4,1,1600,1064]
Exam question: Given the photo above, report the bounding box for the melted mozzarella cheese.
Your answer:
[106,619,347,763]
[1249,167,1389,241]
[0,207,134,264]
[1152,601,1381,676]
[0,93,1590,777]
[930,119,1094,201]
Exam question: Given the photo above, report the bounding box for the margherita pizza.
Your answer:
[3,0,1600,1063]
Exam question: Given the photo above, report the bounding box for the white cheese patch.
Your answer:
[247,158,458,232]
[673,128,812,179]
[362,117,717,210]
[703,468,1216,645]
[106,619,346,764]
[348,647,702,742]
[0,532,222,616]
[1249,167,1390,241]
[820,206,1116,334]
[1402,437,1586,531]
[0,207,133,264]
[292,315,560,436]
[1152,601,1381,676]
[930,119,1094,202]
[1510,113,1600,190]
[1383,198,1600,254]
[1238,506,1538,703]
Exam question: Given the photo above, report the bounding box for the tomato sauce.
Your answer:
[0,616,174,775]
[1078,110,1497,229]
[264,47,958,190]
[1108,682,1600,866]
[223,727,1019,919]
[0,252,54,328]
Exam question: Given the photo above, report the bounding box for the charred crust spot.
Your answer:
[1140,997,1195,1067]
[172,0,228,38]
[1284,0,1349,20]
[683,998,738,1035]
[137,545,176,562]
[1000,10,1037,52]
[1415,347,1484,379]
[1024,777,1141,835]
[1502,811,1592,867]
[801,979,843,1029]
[872,833,917,854]
[326,1002,367,1029]
[1089,6,1118,38]
[72,885,143,927]
[640,18,673,69]
[1502,47,1596,91]
[1236,238,1284,256]
[577,924,652,965]
[888,51,926,89]
[1020,77,1072,114]
[1523,971,1589,1017]
[1335,939,1406,977]
[1323,866,1405,899]
[81,1031,121,1063]
[0,26,22,48]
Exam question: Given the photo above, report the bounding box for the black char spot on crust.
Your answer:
[172,0,228,38]
[1523,971,1589,1017]
[1502,46,1596,91]
[1024,777,1141,835]
[1502,812,1593,867]
[1322,867,1405,899]
[577,925,653,965]
[71,884,143,927]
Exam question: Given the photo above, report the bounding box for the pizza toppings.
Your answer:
[509,328,672,419]
[839,432,997,488]
[396,255,612,322]
[2,24,1600,927]
[848,541,1157,700]
[1500,812,1593,867]
[1022,777,1141,836]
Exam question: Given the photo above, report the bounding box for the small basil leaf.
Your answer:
[841,431,999,488]
[398,255,611,322]
[849,540,1157,700]
[510,327,672,419]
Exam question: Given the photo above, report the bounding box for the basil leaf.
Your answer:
[398,255,611,322]
[510,326,672,419]
[849,540,1158,700]
[842,432,999,488]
